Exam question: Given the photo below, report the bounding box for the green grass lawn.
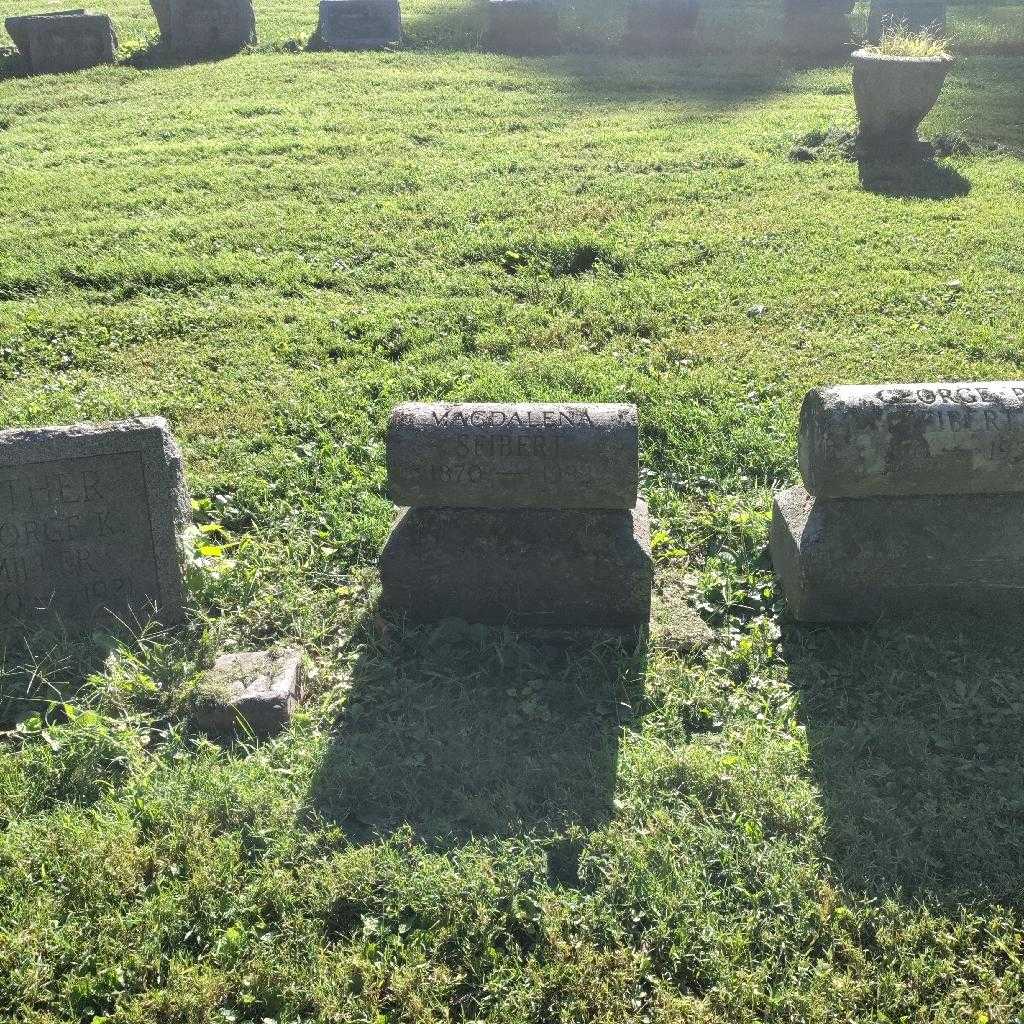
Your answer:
[2,0,1024,1021]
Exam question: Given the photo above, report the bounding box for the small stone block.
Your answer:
[651,570,714,653]
[0,418,189,631]
[6,10,118,74]
[387,402,639,510]
[193,649,305,736]
[485,0,560,54]
[771,484,1024,623]
[380,501,653,627]
[149,0,256,57]
[314,0,402,49]
[799,382,1024,499]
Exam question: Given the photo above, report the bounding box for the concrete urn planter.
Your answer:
[852,48,953,143]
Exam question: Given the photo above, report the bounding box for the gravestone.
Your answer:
[772,382,1024,623]
[381,504,652,627]
[5,10,118,75]
[624,0,700,53]
[799,383,1024,499]
[486,0,560,55]
[868,1,946,42]
[380,401,652,628]
[781,0,854,55]
[191,649,305,736]
[313,0,402,49]
[388,402,638,509]
[0,418,189,630]
[149,0,255,57]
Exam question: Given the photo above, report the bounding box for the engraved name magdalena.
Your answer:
[430,408,595,429]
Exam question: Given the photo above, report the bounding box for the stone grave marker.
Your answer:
[781,0,854,56]
[387,402,638,510]
[149,0,256,57]
[485,0,560,54]
[380,401,652,628]
[0,418,190,631]
[624,0,700,53]
[868,1,946,42]
[313,0,402,49]
[5,9,118,75]
[772,382,1024,623]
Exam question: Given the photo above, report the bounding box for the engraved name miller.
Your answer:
[387,402,639,509]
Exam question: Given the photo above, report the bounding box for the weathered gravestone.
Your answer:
[781,0,854,56]
[380,402,652,627]
[771,382,1024,623]
[388,402,638,510]
[5,9,118,75]
[313,0,402,49]
[868,1,946,42]
[799,382,1024,499]
[624,0,700,53]
[0,418,189,630]
[149,0,255,57]
[485,0,560,54]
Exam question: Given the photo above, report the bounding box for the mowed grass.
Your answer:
[2,1,1024,1021]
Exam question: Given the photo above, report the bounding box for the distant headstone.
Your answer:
[149,0,255,57]
[772,382,1024,623]
[387,402,638,509]
[486,0,560,55]
[0,418,189,631]
[380,401,652,628]
[191,649,305,736]
[5,9,118,75]
[868,1,946,42]
[313,0,402,49]
[624,0,700,53]
[781,0,854,56]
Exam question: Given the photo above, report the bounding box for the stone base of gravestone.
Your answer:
[623,0,699,54]
[312,0,402,49]
[5,10,117,75]
[190,649,305,736]
[485,0,560,55]
[771,485,1024,623]
[781,0,854,56]
[149,0,255,57]
[0,418,190,631]
[868,2,946,42]
[380,502,653,628]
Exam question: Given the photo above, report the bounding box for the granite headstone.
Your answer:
[0,418,189,630]
[313,0,402,49]
[5,9,118,74]
[387,402,638,510]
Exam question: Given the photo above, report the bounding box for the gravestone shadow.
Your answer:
[857,147,972,199]
[308,617,647,849]
[785,622,1024,906]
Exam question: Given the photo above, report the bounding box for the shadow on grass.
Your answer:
[857,146,972,199]
[785,623,1024,906]
[308,618,647,851]
[124,37,252,71]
